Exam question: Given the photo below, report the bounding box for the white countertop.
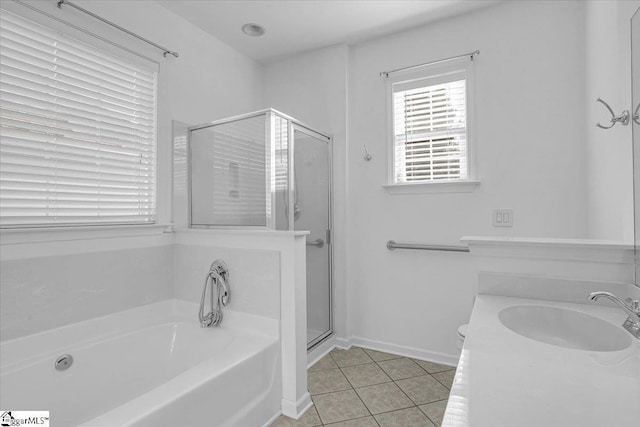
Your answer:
[443,295,640,427]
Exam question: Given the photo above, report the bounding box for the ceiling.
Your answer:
[157,0,501,63]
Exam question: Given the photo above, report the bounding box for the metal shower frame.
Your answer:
[187,108,334,350]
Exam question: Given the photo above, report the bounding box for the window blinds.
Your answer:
[393,74,467,183]
[0,11,158,227]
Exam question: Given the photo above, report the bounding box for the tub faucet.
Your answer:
[589,292,640,339]
[199,260,230,327]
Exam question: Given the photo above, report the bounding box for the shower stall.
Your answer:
[188,109,333,349]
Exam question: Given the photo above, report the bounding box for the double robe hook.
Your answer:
[596,98,630,129]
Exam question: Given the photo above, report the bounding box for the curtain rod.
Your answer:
[57,0,179,58]
[380,50,479,78]
[9,0,155,62]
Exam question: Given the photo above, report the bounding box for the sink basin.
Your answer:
[498,305,631,351]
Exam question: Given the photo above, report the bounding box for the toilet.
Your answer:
[457,324,468,350]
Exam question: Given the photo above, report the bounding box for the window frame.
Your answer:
[0,8,162,232]
[384,59,479,194]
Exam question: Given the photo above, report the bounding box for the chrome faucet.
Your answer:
[199,260,230,327]
[589,292,640,339]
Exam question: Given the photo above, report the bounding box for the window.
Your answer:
[388,64,476,192]
[0,11,158,228]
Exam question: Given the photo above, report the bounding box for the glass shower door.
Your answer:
[291,125,332,348]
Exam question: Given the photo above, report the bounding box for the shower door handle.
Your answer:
[306,238,325,248]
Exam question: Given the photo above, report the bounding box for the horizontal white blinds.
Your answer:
[393,75,467,183]
[0,11,158,227]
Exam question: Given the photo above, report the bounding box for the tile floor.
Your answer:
[271,347,456,427]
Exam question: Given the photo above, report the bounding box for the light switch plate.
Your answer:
[493,209,513,227]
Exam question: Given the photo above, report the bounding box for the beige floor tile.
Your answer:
[309,354,339,372]
[375,407,436,427]
[330,347,373,367]
[355,381,413,414]
[308,368,352,395]
[271,406,322,427]
[363,348,403,362]
[313,389,370,424]
[419,400,448,426]
[396,375,450,405]
[377,357,426,380]
[302,347,452,427]
[341,362,392,388]
[413,359,456,374]
[324,416,380,426]
[432,370,455,389]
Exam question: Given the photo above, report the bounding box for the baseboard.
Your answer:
[262,411,281,427]
[308,335,336,368]
[333,336,351,349]
[349,336,460,367]
[281,392,313,419]
[307,334,459,376]
[307,334,353,369]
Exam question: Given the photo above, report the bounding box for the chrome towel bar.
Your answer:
[386,240,470,253]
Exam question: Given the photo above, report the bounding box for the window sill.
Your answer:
[0,224,173,245]
[383,180,480,195]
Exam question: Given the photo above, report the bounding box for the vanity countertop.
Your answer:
[443,295,640,427]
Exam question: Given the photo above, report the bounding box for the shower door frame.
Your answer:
[186,109,334,350]
[288,122,334,350]
[187,110,276,230]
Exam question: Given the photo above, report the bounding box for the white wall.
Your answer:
[263,45,350,340]
[172,229,311,418]
[0,244,174,340]
[174,244,281,319]
[260,1,600,361]
[346,0,588,360]
[0,0,265,340]
[585,0,638,242]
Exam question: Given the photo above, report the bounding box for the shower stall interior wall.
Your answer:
[188,109,333,349]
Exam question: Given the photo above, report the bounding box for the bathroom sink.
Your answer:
[498,305,631,351]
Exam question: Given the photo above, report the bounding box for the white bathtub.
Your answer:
[0,300,282,427]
